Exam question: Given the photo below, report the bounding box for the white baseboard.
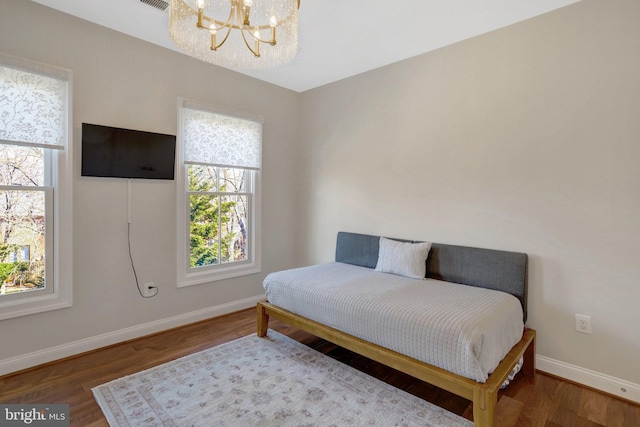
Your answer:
[537,355,640,403]
[0,294,266,377]
[4,307,638,405]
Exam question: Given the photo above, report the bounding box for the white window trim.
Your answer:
[176,98,262,287]
[0,56,73,320]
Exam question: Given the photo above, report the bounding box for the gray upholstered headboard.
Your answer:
[335,231,529,322]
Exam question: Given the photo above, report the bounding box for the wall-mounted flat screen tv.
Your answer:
[81,123,176,180]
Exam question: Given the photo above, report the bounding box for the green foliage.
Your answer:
[188,167,236,268]
[0,244,19,261]
[0,263,14,283]
[0,261,29,284]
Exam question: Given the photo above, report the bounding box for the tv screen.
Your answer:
[81,123,176,180]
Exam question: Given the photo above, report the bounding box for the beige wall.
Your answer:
[0,0,300,361]
[299,0,640,390]
[1,0,639,401]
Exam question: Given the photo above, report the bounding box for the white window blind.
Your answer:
[0,52,68,150]
[181,100,262,170]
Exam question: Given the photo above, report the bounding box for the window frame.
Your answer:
[0,53,73,320]
[176,98,262,287]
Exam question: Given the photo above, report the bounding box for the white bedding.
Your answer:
[263,262,524,383]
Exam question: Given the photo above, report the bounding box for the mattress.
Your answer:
[263,262,524,383]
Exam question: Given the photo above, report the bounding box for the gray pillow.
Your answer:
[374,237,432,279]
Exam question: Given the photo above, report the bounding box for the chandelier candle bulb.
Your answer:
[243,7,251,26]
[269,16,276,44]
[210,26,217,50]
[243,0,252,27]
[196,0,205,28]
[254,31,260,57]
[197,7,204,28]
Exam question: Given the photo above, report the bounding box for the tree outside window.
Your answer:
[188,165,249,268]
[0,113,47,296]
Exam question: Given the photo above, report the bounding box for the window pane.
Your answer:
[188,165,251,271]
[220,194,248,264]
[189,193,219,268]
[219,167,246,193]
[0,189,45,295]
[188,164,218,192]
[189,192,249,268]
[0,145,44,186]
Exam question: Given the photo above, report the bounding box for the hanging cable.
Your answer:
[128,222,157,298]
[127,180,158,298]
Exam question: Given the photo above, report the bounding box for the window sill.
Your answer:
[0,290,72,321]
[178,263,261,288]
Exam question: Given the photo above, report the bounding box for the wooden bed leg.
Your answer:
[523,329,536,377]
[257,303,269,337]
[473,388,497,427]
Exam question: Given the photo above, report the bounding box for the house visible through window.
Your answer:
[177,99,262,286]
[0,52,72,319]
[7,246,31,263]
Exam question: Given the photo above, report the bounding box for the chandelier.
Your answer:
[169,0,300,69]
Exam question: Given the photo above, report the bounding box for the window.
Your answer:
[0,52,72,320]
[177,99,261,286]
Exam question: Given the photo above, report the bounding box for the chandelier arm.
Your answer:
[211,24,234,50]
[246,31,275,44]
[205,2,236,31]
[240,28,260,57]
[236,3,245,29]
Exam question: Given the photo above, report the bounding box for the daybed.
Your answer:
[257,231,536,427]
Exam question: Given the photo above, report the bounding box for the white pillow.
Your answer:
[374,237,432,279]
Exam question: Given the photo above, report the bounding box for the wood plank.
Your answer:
[496,395,525,427]
[548,381,582,426]
[607,398,639,427]
[579,388,609,425]
[0,308,637,427]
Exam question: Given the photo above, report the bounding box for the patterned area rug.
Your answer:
[92,330,473,426]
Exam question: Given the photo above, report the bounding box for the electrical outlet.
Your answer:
[143,282,156,297]
[575,314,592,334]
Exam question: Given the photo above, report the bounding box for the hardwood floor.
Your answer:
[1,308,638,426]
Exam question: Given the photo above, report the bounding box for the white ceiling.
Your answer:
[32,0,581,92]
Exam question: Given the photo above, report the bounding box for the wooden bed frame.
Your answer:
[257,232,537,427]
[257,303,535,427]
